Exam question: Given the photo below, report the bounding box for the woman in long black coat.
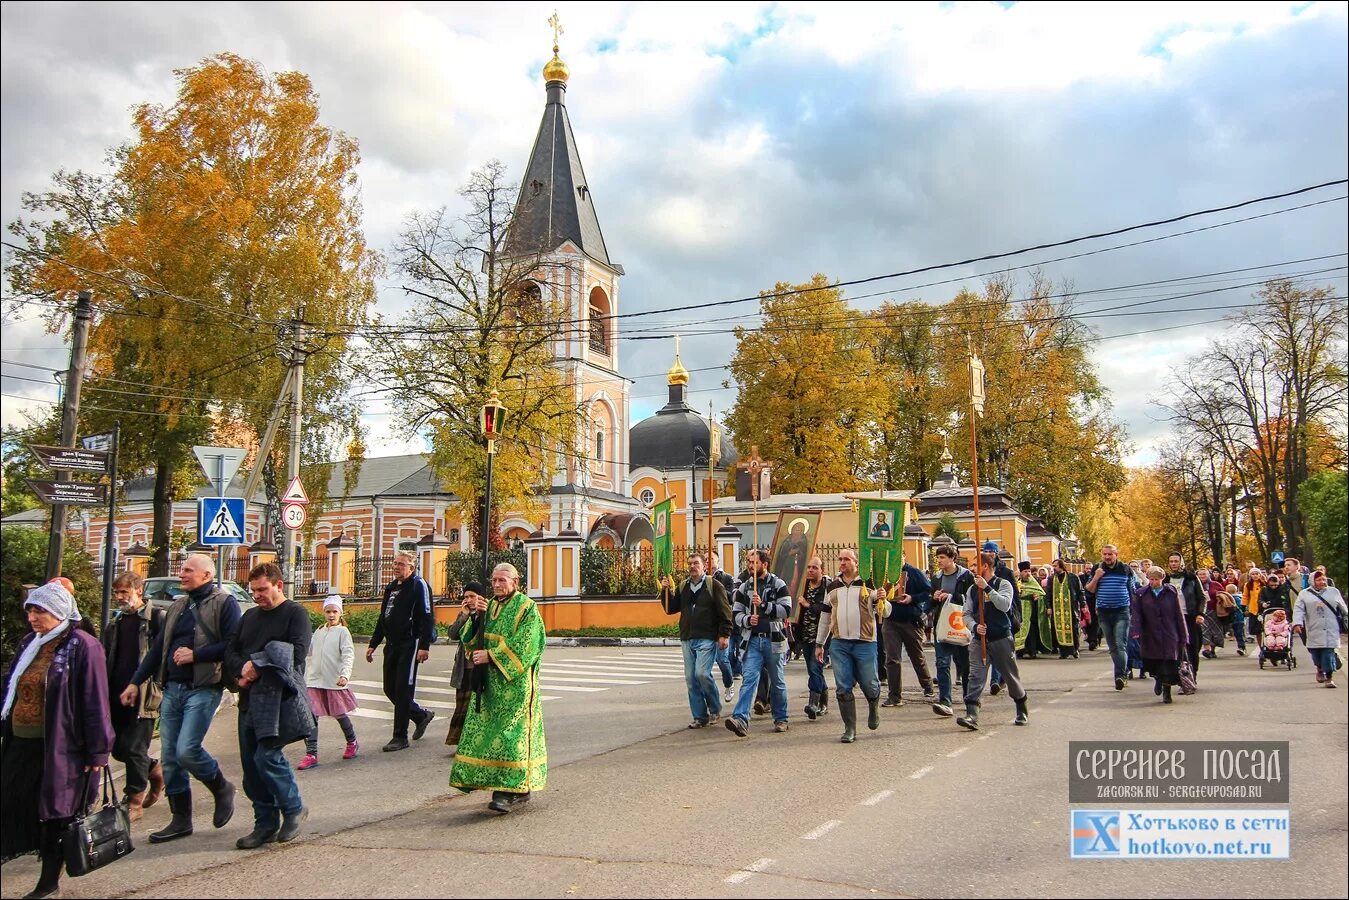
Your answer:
[1130,567,1189,704]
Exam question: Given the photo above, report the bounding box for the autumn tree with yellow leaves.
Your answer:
[725,275,880,494]
[6,53,378,573]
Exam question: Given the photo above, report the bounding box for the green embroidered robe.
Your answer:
[449,590,547,794]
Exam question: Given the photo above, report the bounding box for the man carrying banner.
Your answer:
[958,552,1029,731]
[724,550,792,737]
[816,549,889,743]
[798,557,831,719]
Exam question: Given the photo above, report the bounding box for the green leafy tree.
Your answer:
[933,513,966,543]
[1,527,102,665]
[1300,469,1348,588]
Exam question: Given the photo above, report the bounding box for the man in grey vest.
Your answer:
[122,553,242,842]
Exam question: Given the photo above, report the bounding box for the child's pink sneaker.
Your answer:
[297,753,318,770]
[343,740,359,760]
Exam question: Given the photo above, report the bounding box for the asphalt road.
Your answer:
[2,641,1345,899]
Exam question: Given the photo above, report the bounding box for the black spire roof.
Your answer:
[507,74,619,272]
[630,381,738,471]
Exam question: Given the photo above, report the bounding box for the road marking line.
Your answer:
[350,691,459,711]
[535,674,650,685]
[344,708,394,720]
[725,858,774,884]
[801,820,842,840]
[910,765,934,780]
[946,746,970,758]
[860,789,894,806]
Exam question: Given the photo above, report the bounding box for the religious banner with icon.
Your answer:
[652,496,675,580]
[858,498,908,587]
[768,510,822,602]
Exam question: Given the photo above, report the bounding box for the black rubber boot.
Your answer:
[866,693,881,730]
[204,769,236,829]
[1014,696,1029,726]
[236,824,280,850]
[817,687,830,716]
[804,692,820,720]
[1162,683,1173,704]
[837,693,857,743]
[149,791,194,843]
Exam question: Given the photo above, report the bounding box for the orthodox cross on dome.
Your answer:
[548,10,564,52]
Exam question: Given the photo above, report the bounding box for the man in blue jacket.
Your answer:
[881,562,934,706]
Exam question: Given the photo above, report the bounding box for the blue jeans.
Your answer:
[1098,606,1131,679]
[1231,613,1246,650]
[158,681,224,796]
[1310,647,1339,676]
[934,642,969,706]
[682,638,722,721]
[732,636,787,724]
[238,713,303,829]
[829,639,880,700]
[715,640,734,688]
[805,645,826,694]
[728,632,744,678]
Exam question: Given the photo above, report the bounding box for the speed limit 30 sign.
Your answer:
[282,502,307,530]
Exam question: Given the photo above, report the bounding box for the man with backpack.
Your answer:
[957,552,1030,732]
[120,553,242,842]
[930,544,974,718]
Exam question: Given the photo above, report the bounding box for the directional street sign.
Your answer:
[199,497,246,545]
[282,502,307,530]
[29,444,112,474]
[27,479,108,506]
[81,432,116,453]
[281,475,310,505]
[193,445,248,495]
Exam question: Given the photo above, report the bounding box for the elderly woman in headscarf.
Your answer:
[1,582,114,899]
[1130,567,1190,704]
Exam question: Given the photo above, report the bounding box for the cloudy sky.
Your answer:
[2,1,1346,469]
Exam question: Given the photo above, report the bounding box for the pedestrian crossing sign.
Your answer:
[199,497,246,545]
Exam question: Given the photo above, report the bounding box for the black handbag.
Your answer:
[63,766,134,877]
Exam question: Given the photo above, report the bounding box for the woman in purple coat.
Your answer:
[1130,567,1190,704]
[1,582,114,899]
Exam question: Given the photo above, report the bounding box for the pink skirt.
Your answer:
[308,687,359,718]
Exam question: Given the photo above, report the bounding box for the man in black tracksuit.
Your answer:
[366,553,437,751]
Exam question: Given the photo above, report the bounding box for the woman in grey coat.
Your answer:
[1293,570,1347,688]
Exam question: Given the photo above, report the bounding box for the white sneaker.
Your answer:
[723,688,735,703]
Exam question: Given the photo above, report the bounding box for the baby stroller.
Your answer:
[1257,610,1297,670]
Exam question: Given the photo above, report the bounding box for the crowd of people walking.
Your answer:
[0,552,545,899]
[1,540,1343,899]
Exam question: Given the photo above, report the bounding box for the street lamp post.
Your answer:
[479,391,508,583]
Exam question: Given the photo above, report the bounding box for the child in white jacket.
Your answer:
[299,596,359,769]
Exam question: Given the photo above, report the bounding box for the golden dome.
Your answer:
[543,49,569,83]
[667,336,689,386]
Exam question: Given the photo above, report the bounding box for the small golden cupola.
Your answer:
[667,335,689,386]
[543,10,570,83]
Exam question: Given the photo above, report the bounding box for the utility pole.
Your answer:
[99,421,121,633]
[46,290,93,580]
[282,310,307,582]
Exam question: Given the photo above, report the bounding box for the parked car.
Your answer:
[144,576,255,613]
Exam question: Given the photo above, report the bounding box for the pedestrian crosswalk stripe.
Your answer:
[346,707,394,720]
[537,674,650,685]
[350,691,459,711]
[550,659,685,672]
[543,665,682,679]
[590,656,684,668]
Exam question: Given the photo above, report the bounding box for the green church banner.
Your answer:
[652,497,675,580]
[858,498,907,587]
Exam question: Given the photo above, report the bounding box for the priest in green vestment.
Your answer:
[449,562,547,813]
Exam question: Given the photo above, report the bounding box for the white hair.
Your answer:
[185,552,217,577]
[492,562,521,583]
